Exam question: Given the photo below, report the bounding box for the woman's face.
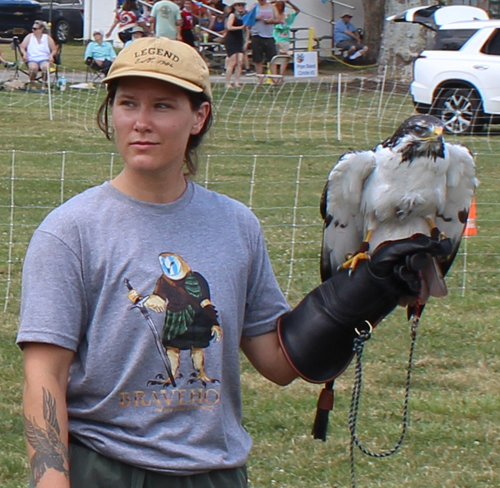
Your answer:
[111,77,210,177]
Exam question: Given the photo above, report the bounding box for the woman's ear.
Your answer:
[191,101,211,135]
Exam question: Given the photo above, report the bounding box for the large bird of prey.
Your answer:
[320,115,477,312]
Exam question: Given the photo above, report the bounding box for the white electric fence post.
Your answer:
[60,151,66,204]
[204,154,211,189]
[284,155,303,299]
[248,155,258,210]
[109,153,115,181]
[461,237,468,297]
[3,150,16,312]
[337,73,342,141]
[377,65,387,119]
[47,64,53,121]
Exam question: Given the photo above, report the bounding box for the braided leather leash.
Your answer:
[348,314,420,488]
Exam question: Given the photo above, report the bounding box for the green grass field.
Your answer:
[0,62,499,488]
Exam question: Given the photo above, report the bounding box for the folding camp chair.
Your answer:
[85,57,109,83]
[10,36,60,89]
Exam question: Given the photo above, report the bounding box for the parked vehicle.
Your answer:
[389,5,500,134]
[40,0,83,44]
[0,0,42,40]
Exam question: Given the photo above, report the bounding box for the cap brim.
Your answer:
[103,70,204,95]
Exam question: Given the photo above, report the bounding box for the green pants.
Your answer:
[63,440,248,488]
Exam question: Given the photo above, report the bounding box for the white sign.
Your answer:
[293,51,318,78]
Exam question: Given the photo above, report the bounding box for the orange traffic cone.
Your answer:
[463,198,477,236]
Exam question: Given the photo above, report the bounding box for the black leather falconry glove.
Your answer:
[278,234,452,383]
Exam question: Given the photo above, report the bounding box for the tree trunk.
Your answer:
[361,0,387,65]
[378,0,435,81]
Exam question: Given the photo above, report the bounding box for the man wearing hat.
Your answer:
[334,12,369,60]
[84,30,117,74]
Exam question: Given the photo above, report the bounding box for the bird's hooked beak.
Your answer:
[423,125,444,141]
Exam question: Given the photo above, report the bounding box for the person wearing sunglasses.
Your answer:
[19,20,58,92]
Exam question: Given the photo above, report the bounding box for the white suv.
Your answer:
[390,6,500,134]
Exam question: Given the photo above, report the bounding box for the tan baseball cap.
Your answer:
[103,37,212,100]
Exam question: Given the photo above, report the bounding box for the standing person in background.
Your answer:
[249,0,280,85]
[106,0,148,44]
[224,0,247,88]
[149,0,183,40]
[19,20,58,93]
[272,0,299,78]
[178,0,198,47]
[334,12,369,60]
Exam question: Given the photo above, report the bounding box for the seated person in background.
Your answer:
[209,11,227,42]
[124,25,149,46]
[192,0,213,37]
[84,30,117,74]
[334,12,368,60]
[19,20,58,92]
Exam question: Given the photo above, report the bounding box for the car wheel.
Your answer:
[435,88,484,134]
[54,19,71,44]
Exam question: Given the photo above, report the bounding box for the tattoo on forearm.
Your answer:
[24,387,69,486]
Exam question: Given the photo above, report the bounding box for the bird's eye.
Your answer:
[412,125,429,137]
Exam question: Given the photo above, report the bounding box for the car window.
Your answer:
[481,29,500,55]
[432,29,478,50]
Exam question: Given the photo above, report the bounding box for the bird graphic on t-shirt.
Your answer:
[127,252,222,387]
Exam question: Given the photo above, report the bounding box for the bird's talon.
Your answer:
[342,252,370,274]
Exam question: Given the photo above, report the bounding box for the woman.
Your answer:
[18,36,448,488]
[106,0,148,44]
[224,0,247,88]
[272,0,300,77]
[18,36,294,488]
[19,20,58,92]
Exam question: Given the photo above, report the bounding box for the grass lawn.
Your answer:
[0,75,499,488]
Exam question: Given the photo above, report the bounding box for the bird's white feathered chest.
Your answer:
[361,146,449,226]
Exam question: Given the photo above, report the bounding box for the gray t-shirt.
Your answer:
[251,3,275,38]
[18,181,290,474]
[151,0,181,39]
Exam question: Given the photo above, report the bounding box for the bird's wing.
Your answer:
[437,142,478,275]
[320,150,376,281]
[24,416,49,453]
